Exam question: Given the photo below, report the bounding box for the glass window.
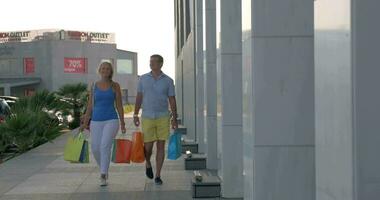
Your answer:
[117,59,133,74]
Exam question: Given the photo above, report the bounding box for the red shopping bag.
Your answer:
[111,139,132,163]
[130,131,145,163]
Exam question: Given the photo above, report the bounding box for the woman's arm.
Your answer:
[81,83,94,130]
[114,82,126,132]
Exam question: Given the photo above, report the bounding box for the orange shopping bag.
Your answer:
[112,138,132,163]
[131,131,145,163]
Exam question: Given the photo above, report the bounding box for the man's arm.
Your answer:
[169,96,178,129]
[134,92,143,115]
[133,92,143,126]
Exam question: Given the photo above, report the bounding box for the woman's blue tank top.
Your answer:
[91,84,119,121]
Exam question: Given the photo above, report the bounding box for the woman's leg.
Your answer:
[90,121,104,168]
[99,120,119,175]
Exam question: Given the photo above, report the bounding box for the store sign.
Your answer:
[24,58,35,74]
[65,31,114,43]
[0,30,115,44]
[64,58,87,73]
[0,31,32,43]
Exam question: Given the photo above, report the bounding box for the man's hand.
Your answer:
[134,116,140,127]
[171,118,178,130]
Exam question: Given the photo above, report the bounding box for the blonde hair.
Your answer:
[97,61,114,80]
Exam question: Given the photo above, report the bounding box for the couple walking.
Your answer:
[80,54,178,186]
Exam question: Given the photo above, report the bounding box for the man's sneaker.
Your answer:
[100,177,108,187]
[146,167,154,179]
[155,177,163,185]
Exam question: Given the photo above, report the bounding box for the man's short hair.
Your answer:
[151,54,164,64]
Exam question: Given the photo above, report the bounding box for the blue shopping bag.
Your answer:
[78,141,89,163]
[167,131,182,160]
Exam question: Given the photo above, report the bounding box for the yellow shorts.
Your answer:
[142,116,170,143]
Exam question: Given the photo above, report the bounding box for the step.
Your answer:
[181,141,198,154]
[192,170,221,198]
[184,154,206,170]
[176,126,187,135]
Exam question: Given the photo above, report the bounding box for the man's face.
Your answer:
[150,57,162,71]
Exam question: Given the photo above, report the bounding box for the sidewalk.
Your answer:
[0,117,209,200]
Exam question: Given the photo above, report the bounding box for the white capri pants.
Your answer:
[90,119,119,174]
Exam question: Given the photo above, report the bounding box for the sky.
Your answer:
[0,0,175,79]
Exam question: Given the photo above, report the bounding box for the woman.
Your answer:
[81,61,126,186]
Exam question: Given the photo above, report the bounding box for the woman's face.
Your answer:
[99,64,112,79]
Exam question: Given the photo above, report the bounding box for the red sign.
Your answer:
[24,58,35,74]
[64,58,87,73]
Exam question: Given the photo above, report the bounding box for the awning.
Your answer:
[0,78,41,88]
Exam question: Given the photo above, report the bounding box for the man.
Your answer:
[133,54,178,185]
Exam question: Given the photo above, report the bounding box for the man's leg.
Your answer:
[155,140,166,178]
[154,116,170,184]
[144,141,154,168]
[142,117,156,179]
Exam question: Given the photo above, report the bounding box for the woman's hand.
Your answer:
[80,115,89,132]
[120,121,126,134]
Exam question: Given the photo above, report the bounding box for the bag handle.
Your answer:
[71,130,85,139]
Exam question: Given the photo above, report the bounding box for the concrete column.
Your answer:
[243,0,315,199]
[218,0,243,198]
[195,0,206,153]
[204,0,218,170]
[4,84,11,96]
[316,0,380,199]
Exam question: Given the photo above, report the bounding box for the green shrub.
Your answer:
[0,90,65,153]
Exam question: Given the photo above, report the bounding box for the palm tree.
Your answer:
[56,83,88,129]
[13,90,65,115]
[0,91,64,153]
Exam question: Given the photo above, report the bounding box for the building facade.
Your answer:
[0,29,138,104]
[175,0,380,199]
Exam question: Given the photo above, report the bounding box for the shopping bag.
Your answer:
[130,131,145,163]
[64,131,86,162]
[167,131,182,160]
[78,141,89,163]
[112,138,132,163]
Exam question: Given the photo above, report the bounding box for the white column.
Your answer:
[4,84,11,96]
[195,0,206,153]
[316,0,380,199]
[248,0,315,199]
[204,0,218,170]
[315,0,353,199]
[218,0,243,198]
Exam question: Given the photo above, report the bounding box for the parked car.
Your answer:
[0,98,11,123]
[0,96,18,108]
